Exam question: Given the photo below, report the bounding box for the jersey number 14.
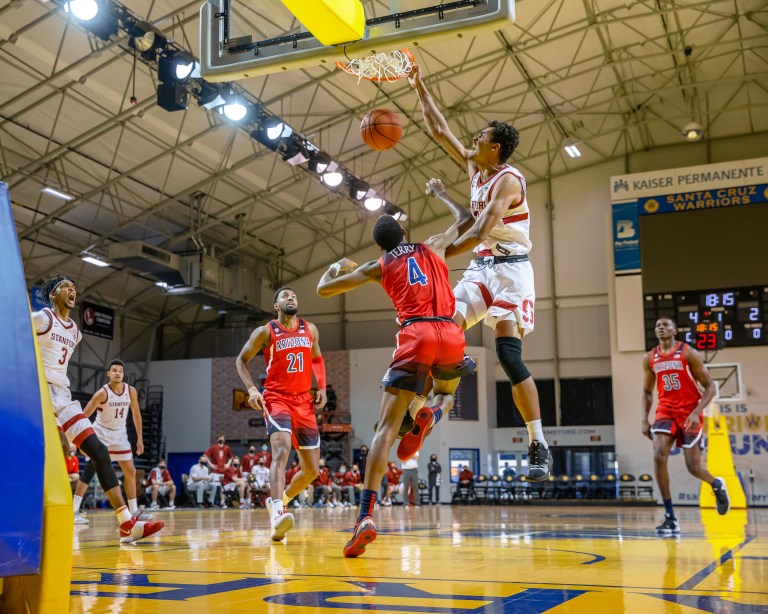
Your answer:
[407,257,428,286]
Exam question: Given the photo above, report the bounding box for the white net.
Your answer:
[337,49,414,83]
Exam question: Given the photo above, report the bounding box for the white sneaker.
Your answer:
[164,504,176,511]
[326,501,335,508]
[267,498,295,542]
[74,513,89,525]
[149,503,160,511]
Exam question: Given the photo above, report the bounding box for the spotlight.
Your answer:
[67,0,99,21]
[682,121,704,141]
[158,50,196,83]
[198,83,225,110]
[222,96,248,122]
[264,119,292,141]
[157,81,188,112]
[364,197,384,211]
[321,171,344,187]
[309,152,338,174]
[280,137,309,165]
[129,21,166,57]
[348,179,369,201]
[66,0,117,40]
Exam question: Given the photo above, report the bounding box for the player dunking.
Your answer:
[318,215,473,558]
[409,63,551,480]
[642,316,730,534]
[32,275,162,543]
[72,359,151,523]
[236,287,327,542]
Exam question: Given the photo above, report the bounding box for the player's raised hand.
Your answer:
[330,258,358,277]
[425,178,446,198]
[314,387,328,411]
[407,62,423,89]
[684,411,701,432]
[247,386,264,410]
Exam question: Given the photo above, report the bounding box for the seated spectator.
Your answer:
[241,446,259,476]
[146,459,176,510]
[459,465,474,486]
[187,455,216,507]
[312,457,340,508]
[386,461,403,505]
[205,435,233,474]
[251,456,271,504]
[502,462,516,480]
[336,463,360,507]
[66,446,80,485]
[222,457,250,509]
[285,460,311,508]
[254,443,272,468]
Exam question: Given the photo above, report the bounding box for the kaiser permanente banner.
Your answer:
[610,157,768,271]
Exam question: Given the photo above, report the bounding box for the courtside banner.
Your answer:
[82,300,114,339]
[611,202,640,271]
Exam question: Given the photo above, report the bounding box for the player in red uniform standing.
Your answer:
[318,214,474,558]
[642,316,730,535]
[236,287,327,541]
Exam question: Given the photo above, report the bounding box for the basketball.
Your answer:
[360,108,403,150]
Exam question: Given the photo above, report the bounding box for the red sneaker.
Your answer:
[397,407,435,461]
[119,517,164,543]
[343,517,377,558]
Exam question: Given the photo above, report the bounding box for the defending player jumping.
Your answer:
[236,287,327,542]
[642,316,730,535]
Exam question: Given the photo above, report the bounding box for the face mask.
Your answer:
[159,466,166,470]
[261,445,268,451]
[249,449,255,454]
[218,440,224,445]
[199,461,205,465]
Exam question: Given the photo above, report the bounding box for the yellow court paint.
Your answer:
[69,505,767,613]
[700,414,747,509]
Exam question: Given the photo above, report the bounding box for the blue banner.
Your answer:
[638,183,768,215]
[30,285,47,311]
[611,202,640,271]
[0,182,44,576]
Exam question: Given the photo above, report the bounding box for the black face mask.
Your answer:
[218,440,224,444]
[159,466,166,470]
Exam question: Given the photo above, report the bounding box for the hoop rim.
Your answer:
[336,48,415,82]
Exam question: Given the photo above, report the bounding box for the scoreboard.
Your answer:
[643,286,768,350]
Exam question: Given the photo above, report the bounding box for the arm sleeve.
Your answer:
[311,355,326,389]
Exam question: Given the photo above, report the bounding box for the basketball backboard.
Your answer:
[708,363,744,402]
[200,0,515,82]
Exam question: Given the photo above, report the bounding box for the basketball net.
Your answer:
[337,49,414,83]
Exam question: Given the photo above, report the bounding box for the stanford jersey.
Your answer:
[263,319,314,394]
[36,308,81,387]
[469,165,531,257]
[650,342,701,410]
[379,243,455,322]
[96,384,131,429]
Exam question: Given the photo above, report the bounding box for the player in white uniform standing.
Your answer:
[409,63,551,480]
[32,275,163,542]
[72,359,151,523]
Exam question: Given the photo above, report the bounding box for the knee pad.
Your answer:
[496,337,531,385]
[79,435,119,491]
[80,459,97,485]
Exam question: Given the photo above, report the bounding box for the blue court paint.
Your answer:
[643,593,766,613]
[676,535,756,590]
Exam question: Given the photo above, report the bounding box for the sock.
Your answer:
[431,405,443,425]
[116,506,132,525]
[358,489,377,523]
[526,419,548,448]
[128,498,138,514]
[73,494,83,514]
[282,492,292,507]
[663,499,675,518]
[409,395,426,419]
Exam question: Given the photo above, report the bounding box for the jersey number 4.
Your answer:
[287,352,304,373]
[407,257,428,286]
[661,373,681,391]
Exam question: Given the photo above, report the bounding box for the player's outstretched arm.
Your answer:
[408,63,474,174]
[426,178,473,226]
[641,354,655,440]
[451,173,522,255]
[236,326,270,410]
[317,259,382,298]
[129,386,144,456]
[82,388,108,419]
[683,345,716,430]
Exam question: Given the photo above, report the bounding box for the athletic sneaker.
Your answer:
[655,515,680,536]
[74,513,89,525]
[526,441,551,482]
[133,508,153,521]
[266,497,295,542]
[712,478,730,515]
[397,407,436,461]
[149,503,160,511]
[119,517,164,544]
[343,516,377,558]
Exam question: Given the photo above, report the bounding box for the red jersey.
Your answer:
[222,466,243,485]
[241,453,258,473]
[313,467,332,487]
[379,243,455,322]
[149,468,172,485]
[66,456,79,474]
[342,470,360,487]
[286,465,300,484]
[205,444,233,468]
[263,319,314,394]
[650,342,701,411]
[386,468,402,485]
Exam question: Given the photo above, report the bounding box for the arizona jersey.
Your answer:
[36,308,81,387]
[263,319,314,394]
[379,243,455,322]
[469,164,531,256]
[95,384,131,429]
[650,342,702,410]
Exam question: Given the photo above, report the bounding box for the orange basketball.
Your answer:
[361,108,403,150]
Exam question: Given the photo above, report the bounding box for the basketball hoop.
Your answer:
[337,49,414,83]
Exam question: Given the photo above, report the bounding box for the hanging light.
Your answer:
[321,171,344,187]
[364,197,384,211]
[348,179,369,201]
[158,50,196,83]
[67,0,99,21]
[265,119,292,141]
[309,152,338,174]
[222,97,248,121]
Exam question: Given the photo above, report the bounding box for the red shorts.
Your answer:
[263,389,320,450]
[651,404,703,449]
[381,320,467,393]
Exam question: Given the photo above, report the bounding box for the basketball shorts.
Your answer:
[146,485,172,495]
[651,404,703,449]
[48,383,95,448]
[381,320,466,393]
[223,483,240,493]
[93,421,132,462]
[454,257,535,333]
[263,389,320,450]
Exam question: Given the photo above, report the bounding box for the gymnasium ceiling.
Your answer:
[1,0,767,347]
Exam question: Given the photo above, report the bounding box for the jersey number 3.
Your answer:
[407,257,428,286]
[287,352,304,373]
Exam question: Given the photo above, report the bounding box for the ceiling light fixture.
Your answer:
[682,121,704,142]
[364,197,384,211]
[81,254,110,267]
[564,139,582,158]
[321,171,344,187]
[41,187,74,201]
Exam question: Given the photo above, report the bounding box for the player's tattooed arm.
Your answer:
[317,259,382,298]
[236,325,271,410]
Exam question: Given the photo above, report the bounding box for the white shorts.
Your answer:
[223,483,240,493]
[146,484,171,495]
[49,383,94,448]
[454,257,535,334]
[93,421,132,462]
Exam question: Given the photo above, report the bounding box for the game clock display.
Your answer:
[643,286,768,350]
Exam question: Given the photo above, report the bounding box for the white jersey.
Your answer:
[95,383,131,430]
[469,164,531,256]
[35,308,81,387]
